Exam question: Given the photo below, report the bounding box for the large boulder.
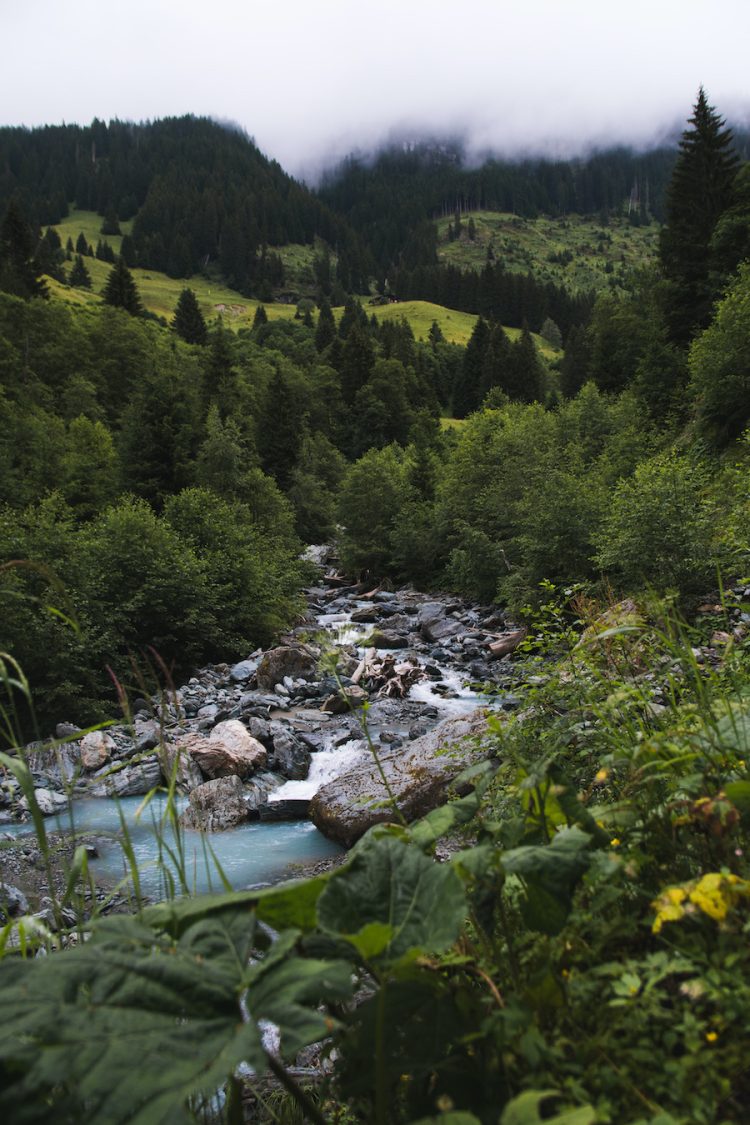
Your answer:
[417,602,462,643]
[184,720,267,780]
[310,708,491,847]
[256,645,318,690]
[161,740,205,793]
[80,731,115,771]
[181,775,248,832]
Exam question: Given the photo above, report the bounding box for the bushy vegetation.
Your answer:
[2,86,750,1124]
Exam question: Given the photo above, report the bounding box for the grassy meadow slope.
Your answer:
[437,210,658,292]
[51,211,555,354]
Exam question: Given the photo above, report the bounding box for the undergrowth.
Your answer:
[1,584,750,1123]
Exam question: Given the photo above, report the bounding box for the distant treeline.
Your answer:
[317,141,681,271]
[0,116,372,294]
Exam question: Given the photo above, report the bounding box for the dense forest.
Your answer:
[2,89,750,1123]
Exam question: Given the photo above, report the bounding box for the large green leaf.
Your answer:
[243,929,353,1057]
[501,828,593,935]
[140,871,330,938]
[317,836,466,962]
[501,1089,597,1124]
[0,913,265,1124]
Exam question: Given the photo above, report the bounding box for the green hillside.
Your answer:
[437,210,658,292]
[53,212,555,351]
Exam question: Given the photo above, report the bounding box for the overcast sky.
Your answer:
[2,0,749,178]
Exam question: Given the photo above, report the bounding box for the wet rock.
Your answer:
[244,771,285,814]
[350,607,378,623]
[184,720,268,780]
[321,685,369,714]
[259,799,311,821]
[310,708,492,847]
[181,775,248,832]
[418,602,462,643]
[365,630,409,649]
[80,731,115,771]
[269,726,312,781]
[256,645,318,690]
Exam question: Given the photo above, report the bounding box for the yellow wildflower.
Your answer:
[594,768,609,783]
[706,1031,718,1043]
[610,838,621,848]
[651,886,688,933]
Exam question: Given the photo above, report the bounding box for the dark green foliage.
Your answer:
[453,315,490,417]
[253,303,268,328]
[101,258,143,316]
[100,208,121,235]
[688,261,750,446]
[0,200,47,298]
[75,231,89,255]
[119,233,137,266]
[68,254,92,289]
[95,238,116,263]
[314,296,336,352]
[594,451,716,593]
[659,88,740,345]
[339,322,375,405]
[172,287,207,344]
[258,365,304,490]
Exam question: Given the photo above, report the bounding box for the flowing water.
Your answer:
[6,590,490,899]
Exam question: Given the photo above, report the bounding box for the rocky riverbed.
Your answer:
[1,554,527,912]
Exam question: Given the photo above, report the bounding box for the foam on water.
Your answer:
[269,738,367,802]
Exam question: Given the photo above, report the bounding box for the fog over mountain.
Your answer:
[2,0,749,178]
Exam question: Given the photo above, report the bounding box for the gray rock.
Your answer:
[55,723,81,740]
[161,741,205,792]
[87,755,162,798]
[320,685,369,714]
[310,709,491,847]
[256,645,318,690]
[270,727,312,780]
[0,882,29,919]
[259,799,311,821]
[244,771,284,814]
[23,788,69,816]
[230,658,259,683]
[181,775,248,832]
[365,631,409,649]
[418,602,462,643]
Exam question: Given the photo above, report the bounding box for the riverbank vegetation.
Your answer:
[1,88,750,1120]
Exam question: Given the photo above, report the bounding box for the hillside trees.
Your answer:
[659,88,740,345]
[688,261,750,446]
[0,200,47,299]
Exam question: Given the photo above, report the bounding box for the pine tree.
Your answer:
[0,200,48,299]
[102,258,143,316]
[173,287,208,344]
[314,297,336,352]
[453,316,490,417]
[253,304,268,329]
[75,231,88,255]
[659,88,740,345]
[69,254,92,289]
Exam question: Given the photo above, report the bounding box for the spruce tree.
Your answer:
[314,297,336,352]
[659,88,739,345]
[102,258,143,316]
[253,303,268,329]
[453,316,490,417]
[173,287,208,344]
[0,200,48,299]
[69,254,92,289]
[75,231,88,255]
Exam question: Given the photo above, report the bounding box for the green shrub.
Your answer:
[594,450,717,595]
